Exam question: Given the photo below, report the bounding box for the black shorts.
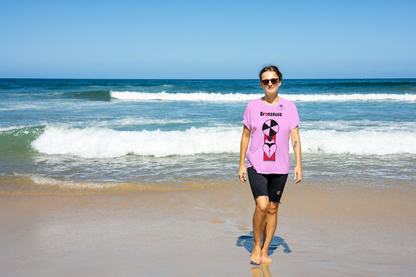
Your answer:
[247,167,288,204]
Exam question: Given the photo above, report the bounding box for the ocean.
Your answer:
[2,78,416,276]
[1,78,415,194]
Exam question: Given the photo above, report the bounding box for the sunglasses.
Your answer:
[261,78,279,85]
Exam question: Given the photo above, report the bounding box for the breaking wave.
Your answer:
[30,125,416,158]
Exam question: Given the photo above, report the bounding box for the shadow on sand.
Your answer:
[237,232,291,274]
[236,231,291,256]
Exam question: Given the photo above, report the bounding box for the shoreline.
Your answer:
[1,180,415,276]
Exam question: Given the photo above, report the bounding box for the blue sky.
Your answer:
[1,0,415,79]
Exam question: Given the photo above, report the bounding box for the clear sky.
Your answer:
[1,0,415,79]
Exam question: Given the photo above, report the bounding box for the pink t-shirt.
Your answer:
[243,97,300,174]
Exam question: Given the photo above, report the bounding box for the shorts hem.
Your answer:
[269,200,281,204]
[253,195,281,204]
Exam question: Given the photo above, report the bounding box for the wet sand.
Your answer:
[1,179,415,276]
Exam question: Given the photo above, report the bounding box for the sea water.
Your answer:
[0,78,415,190]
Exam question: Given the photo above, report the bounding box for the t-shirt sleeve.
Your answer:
[242,104,251,130]
[289,103,300,130]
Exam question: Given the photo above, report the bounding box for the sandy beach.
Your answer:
[1,178,415,277]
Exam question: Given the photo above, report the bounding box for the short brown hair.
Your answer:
[259,65,282,81]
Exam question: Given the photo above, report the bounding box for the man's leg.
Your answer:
[261,202,279,263]
[251,196,269,264]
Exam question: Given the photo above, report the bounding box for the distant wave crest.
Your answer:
[110,91,261,102]
[110,91,416,102]
[286,93,416,102]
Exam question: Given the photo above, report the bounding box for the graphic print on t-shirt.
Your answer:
[262,119,279,161]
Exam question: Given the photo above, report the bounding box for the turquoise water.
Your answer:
[1,78,415,187]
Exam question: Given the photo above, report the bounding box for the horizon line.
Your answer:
[1,77,415,80]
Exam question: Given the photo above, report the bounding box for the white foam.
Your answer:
[110,91,416,102]
[86,117,193,128]
[30,174,115,189]
[0,123,47,132]
[300,120,416,132]
[31,125,416,158]
[55,117,193,129]
[283,93,416,102]
[0,104,43,111]
[31,125,241,158]
[0,125,30,132]
[110,91,261,102]
[301,130,416,155]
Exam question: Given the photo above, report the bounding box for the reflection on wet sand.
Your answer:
[251,263,272,277]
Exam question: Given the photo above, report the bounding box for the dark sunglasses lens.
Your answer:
[262,79,279,85]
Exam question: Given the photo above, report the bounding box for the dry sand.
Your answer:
[1,179,415,276]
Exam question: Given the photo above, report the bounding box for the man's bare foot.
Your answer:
[261,252,272,263]
[251,246,261,264]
